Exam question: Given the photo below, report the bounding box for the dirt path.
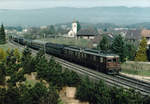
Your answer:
[60,87,89,104]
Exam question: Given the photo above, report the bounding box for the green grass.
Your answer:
[121,62,150,76]
[121,69,150,76]
[38,37,91,48]
[0,43,13,50]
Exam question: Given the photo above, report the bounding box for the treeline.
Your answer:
[98,34,150,62]
[23,25,69,39]
[0,47,80,104]
[0,24,6,44]
[0,48,150,104]
[76,77,150,104]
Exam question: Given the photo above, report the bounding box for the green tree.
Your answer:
[6,50,21,75]
[0,48,6,62]
[98,35,110,51]
[7,71,26,87]
[76,77,94,102]
[47,59,64,89]
[0,62,6,85]
[62,69,81,87]
[35,56,49,79]
[21,47,34,74]
[13,48,21,62]
[111,35,126,62]
[147,45,150,61]
[21,83,60,104]
[125,42,137,61]
[0,24,6,44]
[40,86,60,104]
[135,37,148,62]
[4,87,20,104]
[77,21,81,32]
[0,88,6,104]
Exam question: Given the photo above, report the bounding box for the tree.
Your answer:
[0,48,6,62]
[7,71,26,87]
[125,42,137,61]
[35,56,49,79]
[6,49,21,75]
[98,35,110,51]
[77,21,81,32]
[4,87,20,104]
[62,69,81,87]
[0,24,6,44]
[21,47,34,74]
[135,37,148,62]
[0,88,6,104]
[76,77,95,102]
[0,62,6,85]
[40,86,60,104]
[147,45,150,61]
[111,35,126,62]
[13,48,21,62]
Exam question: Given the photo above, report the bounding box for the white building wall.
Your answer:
[72,22,77,34]
[68,22,77,37]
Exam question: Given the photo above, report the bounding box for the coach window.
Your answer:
[100,57,103,63]
[84,54,86,58]
[107,59,112,62]
[113,58,117,62]
[65,50,67,54]
[77,52,80,58]
[68,50,69,55]
[93,56,96,61]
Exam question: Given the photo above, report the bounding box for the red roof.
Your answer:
[141,29,150,37]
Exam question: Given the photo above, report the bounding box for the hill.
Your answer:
[0,7,150,26]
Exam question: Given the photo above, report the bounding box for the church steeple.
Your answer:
[72,21,77,35]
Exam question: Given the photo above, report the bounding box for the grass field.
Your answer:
[38,37,91,48]
[0,43,14,50]
[121,62,150,76]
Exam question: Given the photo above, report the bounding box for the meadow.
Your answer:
[121,61,150,76]
[38,37,91,48]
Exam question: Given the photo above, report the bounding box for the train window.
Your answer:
[84,54,86,58]
[64,50,67,54]
[69,50,71,55]
[93,56,96,61]
[107,59,112,62]
[78,52,80,58]
[113,58,117,62]
[73,51,75,55]
[100,57,103,63]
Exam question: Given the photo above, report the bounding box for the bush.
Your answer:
[62,69,81,87]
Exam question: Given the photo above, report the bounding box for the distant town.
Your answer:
[6,20,150,48]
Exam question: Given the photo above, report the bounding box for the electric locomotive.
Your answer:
[11,36,121,74]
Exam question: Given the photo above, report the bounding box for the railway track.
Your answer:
[55,57,150,95]
[9,41,150,96]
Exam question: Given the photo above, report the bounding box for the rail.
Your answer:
[10,40,150,96]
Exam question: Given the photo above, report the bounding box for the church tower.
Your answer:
[68,20,78,37]
[72,21,78,35]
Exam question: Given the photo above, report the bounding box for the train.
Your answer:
[10,36,121,74]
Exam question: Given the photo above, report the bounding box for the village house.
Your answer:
[68,20,98,40]
[77,28,98,40]
[141,29,150,45]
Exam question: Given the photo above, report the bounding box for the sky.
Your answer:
[0,0,150,9]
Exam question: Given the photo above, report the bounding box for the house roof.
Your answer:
[77,28,98,36]
[141,29,150,37]
[125,29,141,40]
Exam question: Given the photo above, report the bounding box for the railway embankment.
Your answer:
[121,61,150,77]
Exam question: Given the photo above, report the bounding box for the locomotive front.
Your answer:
[106,55,121,74]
